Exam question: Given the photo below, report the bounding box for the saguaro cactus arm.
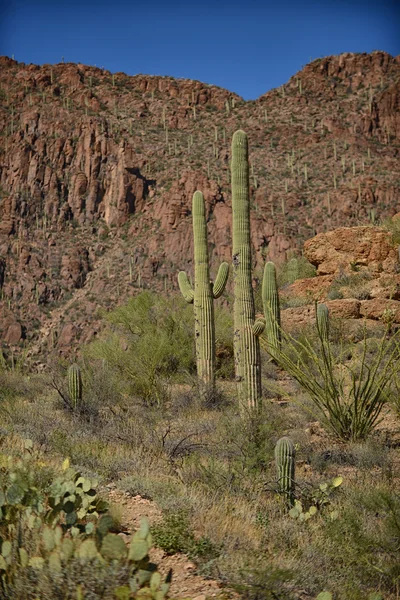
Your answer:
[178,271,194,303]
[212,262,229,298]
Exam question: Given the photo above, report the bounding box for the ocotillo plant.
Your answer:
[68,364,82,410]
[262,261,281,359]
[316,303,330,343]
[275,436,296,506]
[231,130,265,409]
[178,191,229,392]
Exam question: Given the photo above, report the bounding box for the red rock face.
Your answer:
[0,52,399,362]
[303,226,398,275]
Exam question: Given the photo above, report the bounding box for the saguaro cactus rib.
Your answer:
[231,130,264,409]
[178,191,229,390]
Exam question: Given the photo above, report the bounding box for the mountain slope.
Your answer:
[0,51,399,364]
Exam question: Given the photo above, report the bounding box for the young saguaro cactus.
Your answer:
[316,302,330,344]
[178,191,229,391]
[262,261,281,358]
[275,436,296,506]
[231,130,265,409]
[68,364,82,409]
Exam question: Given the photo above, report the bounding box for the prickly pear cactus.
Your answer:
[262,261,281,358]
[316,303,329,343]
[275,436,296,506]
[231,131,265,409]
[68,364,82,409]
[178,191,229,392]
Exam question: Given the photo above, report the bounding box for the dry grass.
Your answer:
[1,366,399,599]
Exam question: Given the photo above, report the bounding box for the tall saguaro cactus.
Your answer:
[178,191,229,391]
[262,261,281,358]
[231,130,265,409]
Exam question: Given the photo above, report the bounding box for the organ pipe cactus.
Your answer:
[178,191,229,391]
[275,436,296,506]
[231,130,265,409]
[68,364,82,409]
[316,302,329,343]
[262,261,281,358]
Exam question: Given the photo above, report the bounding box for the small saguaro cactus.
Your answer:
[262,261,281,358]
[68,364,82,409]
[231,130,266,410]
[178,191,229,392]
[275,436,296,506]
[286,257,299,284]
[316,303,329,344]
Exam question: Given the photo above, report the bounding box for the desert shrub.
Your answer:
[327,286,343,300]
[277,256,317,288]
[262,311,400,440]
[381,215,400,246]
[322,486,400,597]
[85,291,235,405]
[228,561,293,600]
[85,291,196,405]
[152,512,221,563]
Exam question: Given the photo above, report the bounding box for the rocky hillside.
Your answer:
[0,51,399,364]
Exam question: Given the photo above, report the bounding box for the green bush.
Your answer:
[86,291,235,404]
[86,291,196,405]
[152,512,221,562]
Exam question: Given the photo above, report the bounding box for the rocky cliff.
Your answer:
[0,51,399,364]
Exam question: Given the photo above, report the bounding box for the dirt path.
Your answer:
[107,489,236,600]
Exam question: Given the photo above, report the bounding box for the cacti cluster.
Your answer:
[178,130,284,411]
[67,363,82,409]
[275,436,296,506]
[178,191,229,393]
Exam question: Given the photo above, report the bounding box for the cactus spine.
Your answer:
[231,131,265,409]
[68,364,82,409]
[178,191,229,391]
[316,303,329,343]
[275,437,296,506]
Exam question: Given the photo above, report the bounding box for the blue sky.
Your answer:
[1,0,399,100]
